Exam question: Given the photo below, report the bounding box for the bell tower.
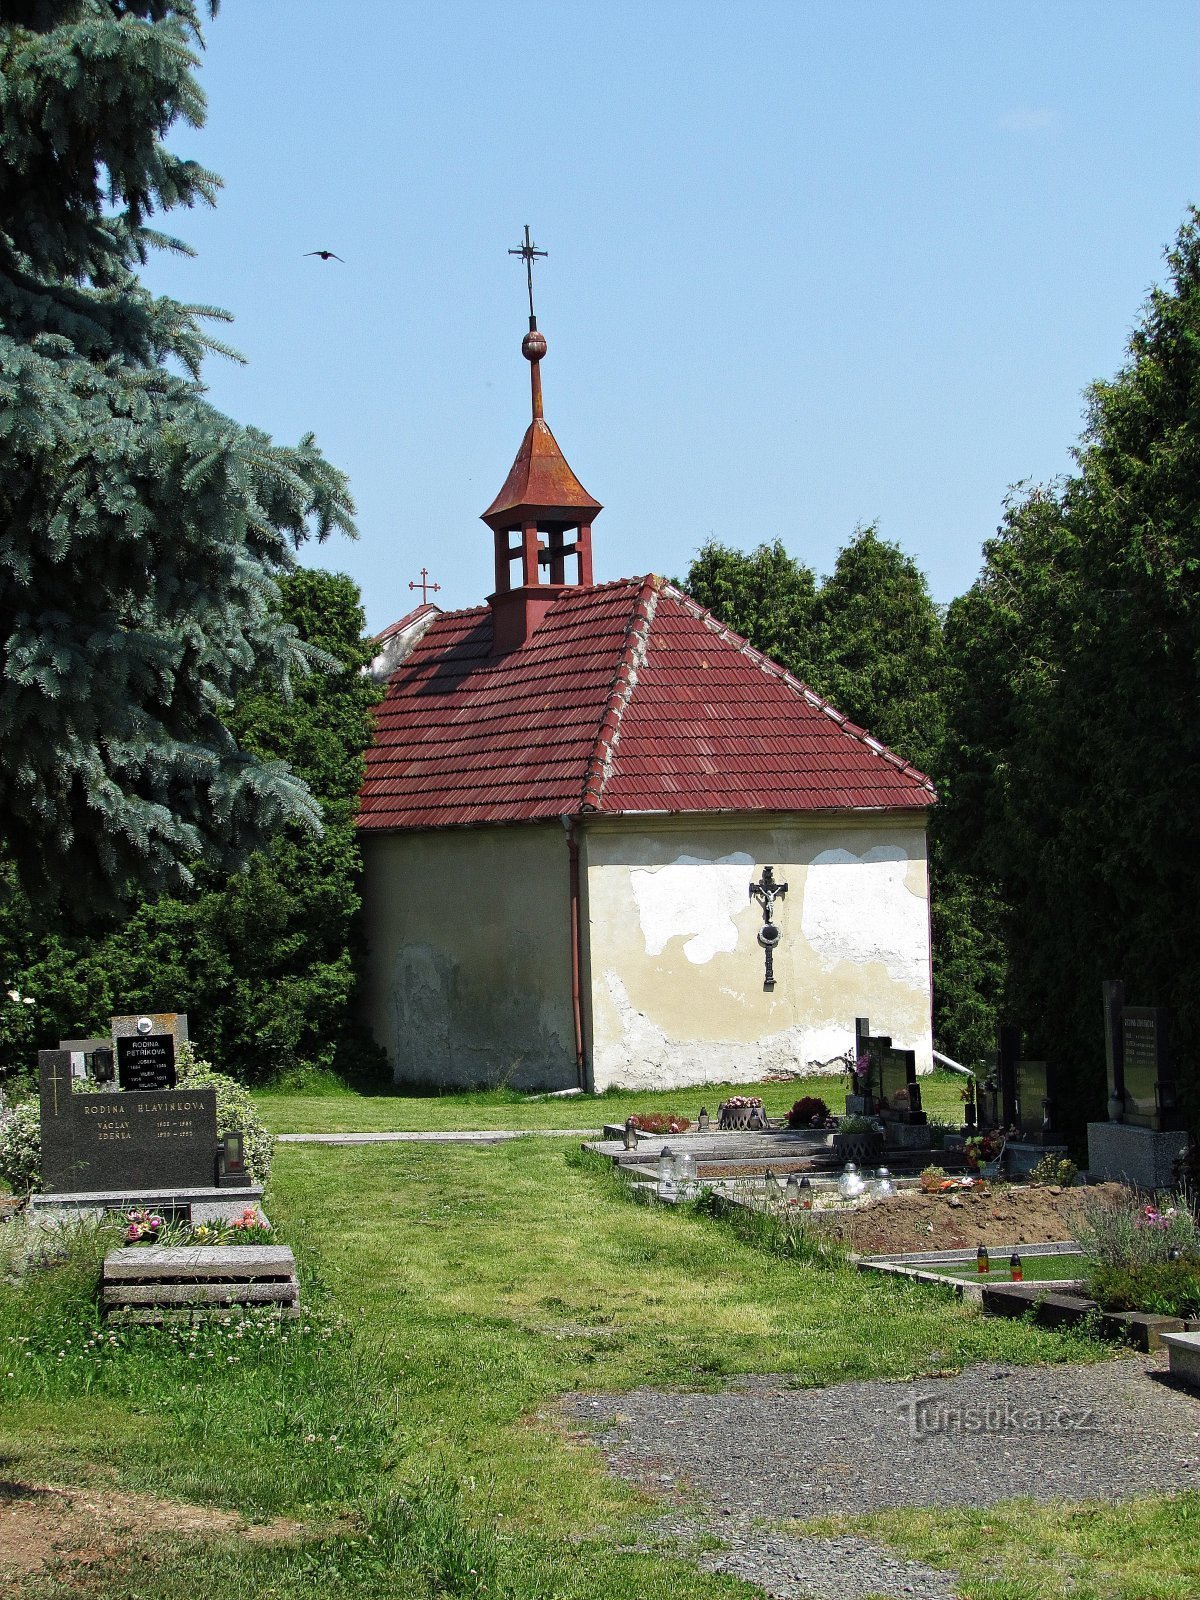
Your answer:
[482,228,602,655]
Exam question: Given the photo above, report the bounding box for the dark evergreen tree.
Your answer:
[682,539,819,682]
[0,2,354,921]
[941,210,1200,1132]
[810,526,946,780]
[0,569,385,1086]
[684,528,1001,1066]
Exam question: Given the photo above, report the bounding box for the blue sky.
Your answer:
[144,2,1200,633]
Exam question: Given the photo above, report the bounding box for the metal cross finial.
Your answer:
[509,225,548,326]
[408,568,441,605]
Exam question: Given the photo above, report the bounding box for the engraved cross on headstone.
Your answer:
[41,1051,69,1118]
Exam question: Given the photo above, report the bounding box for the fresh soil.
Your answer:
[0,1480,304,1579]
[823,1180,1129,1256]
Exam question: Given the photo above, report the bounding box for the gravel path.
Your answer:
[562,1356,1200,1598]
[702,1532,960,1600]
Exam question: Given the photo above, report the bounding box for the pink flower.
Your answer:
[125,1225,140,1241]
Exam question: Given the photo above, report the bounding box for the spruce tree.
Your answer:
[0,2,354,921]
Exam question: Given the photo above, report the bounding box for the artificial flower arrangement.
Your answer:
[963,1129,1007,1170]
[786,1096,832,1129]
[125,1208,164,1243]
[723,1095,763,1109]
[191,1207,272,1246]
[845,1051,873,1093]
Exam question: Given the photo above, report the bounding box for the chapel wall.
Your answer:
[580,811,933,1094]
[360,824,578,1090]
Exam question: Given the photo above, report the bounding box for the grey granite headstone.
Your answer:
[39,1049,218,1193]
[1087,1120,1189,1190]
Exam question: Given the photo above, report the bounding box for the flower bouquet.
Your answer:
[125,1208,163,1244]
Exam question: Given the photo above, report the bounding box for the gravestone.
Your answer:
[998,1024,1020,1130]
[32,1019,259,1225]
[852,1018,928,1149]
[985,1027,1069,1172]
[112,1012,188,1091]
[60,1037,109,1082]
[1014,1057,1054,1142]
[852,1016,884,1108]
[38,1050,219,1193]
[976,1073,1000,1131]
[1102,978,1125,1120]
[1089,981,1188,1188]
[1120,1007,1175,1129]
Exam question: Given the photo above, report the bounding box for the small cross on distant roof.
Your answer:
[408,568,441,605]
[509,225,547,325]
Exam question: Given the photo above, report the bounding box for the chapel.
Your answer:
[357,269,936,1092]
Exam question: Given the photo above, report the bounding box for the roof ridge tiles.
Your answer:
[579,574,662,811]
[377,601,488,637]
[659,580,936,796]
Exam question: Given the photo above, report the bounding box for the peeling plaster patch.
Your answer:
[595,972,852,1092]
[800,845,926,987]
[630,852,755,964]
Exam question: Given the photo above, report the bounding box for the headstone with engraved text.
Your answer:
[1120,1007,1175,1131]
[112,1012,187,1091]
[38,1049,220,1194]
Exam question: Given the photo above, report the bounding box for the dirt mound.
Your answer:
[0,1480,303,1578]
[831,1181,1128,1256]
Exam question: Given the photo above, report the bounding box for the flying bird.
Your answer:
[305,250,344,262]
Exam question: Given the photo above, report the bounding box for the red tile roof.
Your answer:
[358,577,936,831]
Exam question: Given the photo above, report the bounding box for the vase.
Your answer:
[833,1131,884,1166]
[718,1103,766,1131]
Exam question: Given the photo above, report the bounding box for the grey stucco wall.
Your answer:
[359,824,578,1090]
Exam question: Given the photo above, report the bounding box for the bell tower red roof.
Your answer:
[481,228,600,655]
[482,416,602,529]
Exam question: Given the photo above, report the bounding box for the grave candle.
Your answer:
[1010,1252,1023,1282]
[977,1244,990,1275]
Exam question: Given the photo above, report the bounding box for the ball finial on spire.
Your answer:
[522,330,547,362]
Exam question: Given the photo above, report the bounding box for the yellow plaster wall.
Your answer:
[360,825,578,1089]
[580,813,932,1093]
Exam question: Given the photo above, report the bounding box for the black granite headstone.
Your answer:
[1102,978,1126,1118]
[39,1050,218,1193]
[116,1031,176,1091]
[879,1045,926,1124]
[998,1025,1020,1130]
[1014,1058,1053,1141]
[854,1017,889,1104]
[1120,1006,1174,1130]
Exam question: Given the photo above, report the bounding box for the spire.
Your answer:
[482,228,602,654]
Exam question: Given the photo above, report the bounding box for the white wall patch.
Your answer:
[800,845,925,987]
[629,852,755,964]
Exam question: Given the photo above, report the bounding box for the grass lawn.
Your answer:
[252,1067,972,1134]
[790,1495,1200,1600]
[0,1135,1172,1599]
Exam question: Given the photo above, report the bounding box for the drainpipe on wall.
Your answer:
[562,815,587,1090]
